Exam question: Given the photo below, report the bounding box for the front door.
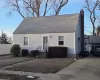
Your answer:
[43,36,48,52]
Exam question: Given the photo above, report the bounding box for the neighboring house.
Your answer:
[13,9,84,57]
[88,36,100,44]
[85,36,100,52]
[0,37,1,44]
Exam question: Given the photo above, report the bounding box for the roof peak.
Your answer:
[25,13,79,19]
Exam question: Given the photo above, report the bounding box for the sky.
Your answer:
[0,0,93,37]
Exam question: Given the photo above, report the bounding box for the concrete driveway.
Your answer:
[57,57,100,80]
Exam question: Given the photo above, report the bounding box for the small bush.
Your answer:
[79,51,89,57]
[21,49,29,56]
[82,51,89,57]
[10,44,21,57]
[31,50,40,57]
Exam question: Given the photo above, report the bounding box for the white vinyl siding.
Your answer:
[13,33,75,54]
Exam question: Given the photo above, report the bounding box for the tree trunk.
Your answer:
[93,24,95,35]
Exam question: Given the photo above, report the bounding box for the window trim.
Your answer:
[58,36,64,46]
[24,37,29,46]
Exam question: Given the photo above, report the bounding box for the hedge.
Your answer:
[46,47,67,58]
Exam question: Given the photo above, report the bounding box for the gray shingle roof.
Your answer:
[0,37,1,44]
[13,14,79,34]
[89,36,100,44]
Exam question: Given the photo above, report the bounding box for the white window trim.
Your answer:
[23,36,29,46]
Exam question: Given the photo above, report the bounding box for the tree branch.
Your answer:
[55,0,68,15]
[15,0,25,18]
[43,0,49,16]
[85,0,100,35]
[6,0,69,18]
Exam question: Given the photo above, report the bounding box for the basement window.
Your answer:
[58,36,64,45]
[24,37,28,45]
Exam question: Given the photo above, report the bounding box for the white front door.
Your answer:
[43,36,48,52]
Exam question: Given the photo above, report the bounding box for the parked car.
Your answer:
[90,45,100,57]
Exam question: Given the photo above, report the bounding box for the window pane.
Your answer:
[24,37,28,45]
[59,41,64,45]
[59,36,64,41]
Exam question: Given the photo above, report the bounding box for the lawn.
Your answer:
[0,55,33,68]
[5,58,74,73]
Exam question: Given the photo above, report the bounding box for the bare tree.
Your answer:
[85,0,100,35]
[6,0,68,18]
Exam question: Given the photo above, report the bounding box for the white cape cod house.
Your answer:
[13,10,84,57]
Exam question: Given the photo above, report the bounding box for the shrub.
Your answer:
[10,44,21,57]
[31,50,40,57]
[79,51,89,57]
[82,51,89,57]
[46,47,67,58]
[21,49,29,56]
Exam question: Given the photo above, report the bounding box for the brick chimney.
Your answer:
[80,9,84,56]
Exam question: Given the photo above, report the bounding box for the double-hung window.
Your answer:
[24,37,28,45]
[58,36,64,45]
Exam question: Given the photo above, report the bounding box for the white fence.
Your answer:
[0,44,12,55]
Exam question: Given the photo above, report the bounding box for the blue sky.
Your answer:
[0,0,92,37]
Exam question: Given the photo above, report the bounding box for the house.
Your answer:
[85,36,100,52]
[88,36,100,44]
[13,9,84,57]
[0,37,1,44]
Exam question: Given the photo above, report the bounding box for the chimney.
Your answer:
[80,9,84,56]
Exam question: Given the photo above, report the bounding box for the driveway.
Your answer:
[57,57,100,80]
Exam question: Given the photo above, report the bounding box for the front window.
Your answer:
[58,36,64,45]
[24,37,28,45]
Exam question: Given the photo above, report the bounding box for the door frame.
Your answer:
[43,36,48,52]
